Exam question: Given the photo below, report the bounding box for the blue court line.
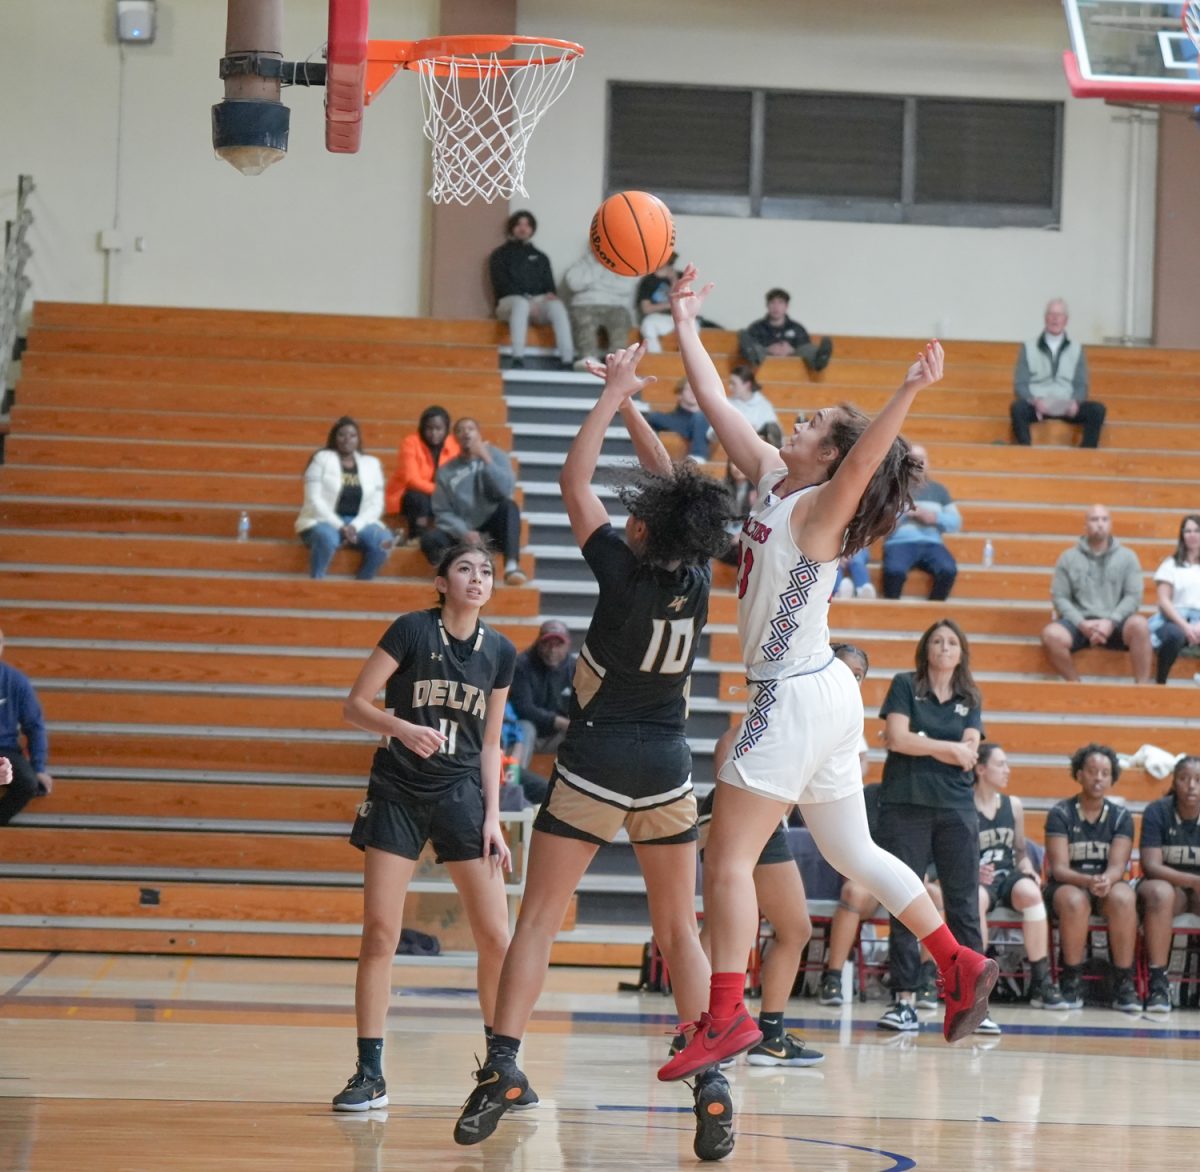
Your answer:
[593,1107,914,1170]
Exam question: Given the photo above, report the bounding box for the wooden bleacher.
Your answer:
[1,302,1198,963]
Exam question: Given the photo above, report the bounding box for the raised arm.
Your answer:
[618,398,673,476]
[559,345,657,547]
[670,267,783,485]
[799,341,943,551]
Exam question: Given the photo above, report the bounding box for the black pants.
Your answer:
[1010,399,1106,448]
[400,489,433,539]
[420,499,521,564]
[878,802,982,992]
[1156,619,1192,684]
[0,751,41,825]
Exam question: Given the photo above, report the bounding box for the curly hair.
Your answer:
[1069,742,1121,785]
[913,618,981,709]
[615,461,737,566]
[823,405,925,558]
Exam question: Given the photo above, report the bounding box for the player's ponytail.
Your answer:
[823,406,925,558]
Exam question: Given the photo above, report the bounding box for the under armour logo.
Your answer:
[667,595,688,613]
[431,652,442,662]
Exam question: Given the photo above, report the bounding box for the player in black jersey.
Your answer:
[972,744,1064,1014]
[1044,743,1138,1011]
[454,345,737,1160]
[1137,754,1200,1013]
[332,541,518,1111]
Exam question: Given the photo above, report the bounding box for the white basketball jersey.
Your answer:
[735,474,838,681]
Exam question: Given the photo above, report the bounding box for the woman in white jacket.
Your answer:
[296,417,393,580]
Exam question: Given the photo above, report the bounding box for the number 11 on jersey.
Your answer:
[437,718,459,755]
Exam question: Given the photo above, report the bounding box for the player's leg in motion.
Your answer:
[744,859,824,1066]
[333,848,416,1110]
[660,784,997,1080]
[453,831,597,1145]
[798,794,998,1042]
[636,840,733,1161]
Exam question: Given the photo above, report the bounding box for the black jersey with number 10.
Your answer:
[368,608,515,800]
[566,525,710,730]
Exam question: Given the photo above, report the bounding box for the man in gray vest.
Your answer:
[1011,299,1106,448]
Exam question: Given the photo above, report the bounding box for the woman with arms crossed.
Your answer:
[660,267,997,1083]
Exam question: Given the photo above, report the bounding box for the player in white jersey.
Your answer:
[660,267,998,1086]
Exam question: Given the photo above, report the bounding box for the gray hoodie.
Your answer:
[431,445,517,537]
[1051,536,1143,626]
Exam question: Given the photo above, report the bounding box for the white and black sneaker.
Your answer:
[332,1066,388,1111]
[974,1015,1002,1035]
[877,1001,920,1032]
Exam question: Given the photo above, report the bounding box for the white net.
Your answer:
[1187,2,1200,54]
[415,43,579,205]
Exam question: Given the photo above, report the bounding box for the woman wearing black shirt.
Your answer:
[876,618,985,1032]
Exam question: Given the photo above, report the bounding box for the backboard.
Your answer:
[1063,0,1200,101]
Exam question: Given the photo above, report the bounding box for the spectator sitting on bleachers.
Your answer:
[421,417,526,586]
[644,379,711,462]
[1044,743,1138,1011]
[833,549,874,600]
[715,366,782,448]
[1011,299,1106,448]
[1041,504,1152,684]
[384,406,460,544]
[296,417,393,581]
[636,252,679,354]
[1135,754,1200,1015]
[737,287,832,372]
[510,620,575,771]
[881,444,960,601]
[564,247,638,369]
[972,743,1064,1009]
[488,209,573,370]
[1150,514,1200,685]
[0,627,53,825]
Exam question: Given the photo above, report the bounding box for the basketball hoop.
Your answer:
[1185,2,1200,54]
[364,35,584,205]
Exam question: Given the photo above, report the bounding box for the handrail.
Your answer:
[0,174,35,405]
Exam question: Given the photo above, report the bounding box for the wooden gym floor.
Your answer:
[1,951,1197,1170]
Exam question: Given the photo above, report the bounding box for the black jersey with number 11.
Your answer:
[368,608,515,800]
[566,524,710,730]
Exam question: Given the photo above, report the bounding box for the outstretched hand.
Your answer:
[669,264,714,326]
[901,340,945,394]
[582,343,658,404]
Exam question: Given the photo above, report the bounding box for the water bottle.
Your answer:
[237,511,251,542]
[982,538,994,569]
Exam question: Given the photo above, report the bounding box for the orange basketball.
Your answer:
[589,191,676,278]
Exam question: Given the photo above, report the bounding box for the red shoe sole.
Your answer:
[944,957,999,1042]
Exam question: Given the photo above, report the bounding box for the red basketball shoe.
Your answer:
[657,1011,763,1082]
[939,949,999,1042]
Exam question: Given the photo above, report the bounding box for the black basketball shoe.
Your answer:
[332,1065,388,1111]
[453,1061,530,1146]
[691,1069,735,1162]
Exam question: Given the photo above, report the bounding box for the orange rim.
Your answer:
[365,35,583,99]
